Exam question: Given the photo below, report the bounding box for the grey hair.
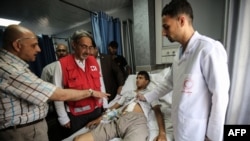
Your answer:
[70,30,94,45]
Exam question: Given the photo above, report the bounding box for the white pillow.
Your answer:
[150,67,170,86]
[110,67,171,108]
[120,67,170,94]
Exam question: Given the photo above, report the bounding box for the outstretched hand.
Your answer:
[92,90,110,99]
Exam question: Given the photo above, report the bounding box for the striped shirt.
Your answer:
[0,49,56,129]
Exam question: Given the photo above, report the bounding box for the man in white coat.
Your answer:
[137,0,230,141]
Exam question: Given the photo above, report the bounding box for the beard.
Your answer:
[166,36,175,42]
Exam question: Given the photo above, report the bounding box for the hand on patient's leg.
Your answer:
[73,132,94,141]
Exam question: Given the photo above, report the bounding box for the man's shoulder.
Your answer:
[194,32,222,47]
[99,53,112,60]
[86,56,99,65]
[99,54,114,67]
[116,55,126,59]
[59,54,72,60]
[115,55,127,64]
[121,90,135,96]
[45,61,58,67]
[43,61,58,71]
[191,32,225,54]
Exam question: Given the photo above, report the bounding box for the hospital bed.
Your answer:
[63,67,174,141]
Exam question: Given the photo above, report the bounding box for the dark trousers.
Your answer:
[66,107,102,137]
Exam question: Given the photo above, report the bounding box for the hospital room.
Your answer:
[0,0,249,141]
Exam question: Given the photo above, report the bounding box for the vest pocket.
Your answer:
[67,76,82,89]
[67,69,82,89]
[91,72,101,88]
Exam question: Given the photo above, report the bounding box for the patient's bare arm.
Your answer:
[109,102,122,110]
[153,105,167,141]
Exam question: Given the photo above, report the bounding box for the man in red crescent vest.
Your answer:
[60,54,102,115]
[53,30,107,137]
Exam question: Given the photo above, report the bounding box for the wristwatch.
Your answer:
[88,89,94,96]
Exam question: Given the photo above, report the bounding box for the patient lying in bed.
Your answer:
[115,67,174,141]
[63,68,174,141]
[74,71,159,141]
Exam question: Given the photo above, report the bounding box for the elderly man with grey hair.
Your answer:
[53,30,106,138]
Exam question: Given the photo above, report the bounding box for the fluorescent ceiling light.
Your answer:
[0,18,21,27]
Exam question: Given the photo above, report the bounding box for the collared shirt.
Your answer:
[0,49,56,129]
[115,88,159,131]
[75,58,85,71]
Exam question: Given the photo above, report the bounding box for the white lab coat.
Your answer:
[145,31,229,141]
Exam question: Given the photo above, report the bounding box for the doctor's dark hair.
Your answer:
[162,0,193,23]
[137,71,150,82]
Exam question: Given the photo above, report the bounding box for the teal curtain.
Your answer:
[29,35,56,77]
[91,11,122,55]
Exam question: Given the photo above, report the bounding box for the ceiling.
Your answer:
[0,0,132,35]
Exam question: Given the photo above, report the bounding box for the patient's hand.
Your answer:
[154,132,167,141]
[86,116,102,129]
[136,93,146,101]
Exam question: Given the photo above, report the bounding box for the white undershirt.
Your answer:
[96,55,106,93]
[75,58,85,71]
[96,54,108,108]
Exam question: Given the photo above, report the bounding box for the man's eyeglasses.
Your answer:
[78,44,94,50]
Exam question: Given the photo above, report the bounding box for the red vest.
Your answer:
[59,55,102,116]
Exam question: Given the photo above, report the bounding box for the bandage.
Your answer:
[124,101,137,112]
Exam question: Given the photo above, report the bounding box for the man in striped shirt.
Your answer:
[0,24,110,141]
